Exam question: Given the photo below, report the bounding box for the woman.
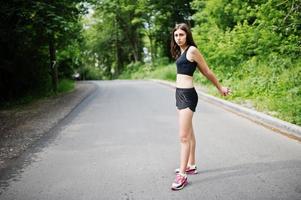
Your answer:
[171,23,231,191]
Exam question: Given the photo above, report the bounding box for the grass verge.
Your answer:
[0,79,75,109]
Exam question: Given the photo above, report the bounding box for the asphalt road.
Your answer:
[1,80,301,200]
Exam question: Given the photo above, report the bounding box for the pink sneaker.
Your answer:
[171,173,188,191]
[175,165,198,175]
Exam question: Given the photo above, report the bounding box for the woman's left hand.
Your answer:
[219,86,231,96]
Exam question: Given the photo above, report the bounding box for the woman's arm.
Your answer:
[187,46,230,96]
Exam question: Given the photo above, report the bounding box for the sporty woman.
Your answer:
[170,23,231,190]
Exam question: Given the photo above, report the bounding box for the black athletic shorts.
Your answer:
[175,87,198,112]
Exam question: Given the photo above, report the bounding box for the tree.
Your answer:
[84,0,145,78]
[0,0,89,102]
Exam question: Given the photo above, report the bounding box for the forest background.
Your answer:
[0,0,300,125]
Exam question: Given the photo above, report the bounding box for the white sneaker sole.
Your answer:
[174,168,198,174]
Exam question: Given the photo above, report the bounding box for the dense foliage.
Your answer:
[0,0,89,103]
[116,0,301,125]
[0,0,193,102]
[191,0,301,124]
[82,0,194,79]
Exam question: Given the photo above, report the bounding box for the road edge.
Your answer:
[0,81,98,170]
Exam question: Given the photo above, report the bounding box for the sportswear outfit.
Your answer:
[171,46,199,191]
[175,46,198,112]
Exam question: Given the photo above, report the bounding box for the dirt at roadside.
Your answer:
[0,81,96,170]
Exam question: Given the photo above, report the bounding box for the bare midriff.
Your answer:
[176,74,194,88]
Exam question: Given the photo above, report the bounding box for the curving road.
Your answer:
[0,80,301,200]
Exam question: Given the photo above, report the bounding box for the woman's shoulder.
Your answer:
[188,46,199,54]
[186,46,199,62]
[187,46,201,56]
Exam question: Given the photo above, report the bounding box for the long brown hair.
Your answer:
[170,23,197,59]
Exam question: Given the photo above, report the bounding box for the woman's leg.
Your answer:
[188,126,196,166]
[178,108,194,174]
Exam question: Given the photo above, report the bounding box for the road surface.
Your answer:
[0,80,300,200]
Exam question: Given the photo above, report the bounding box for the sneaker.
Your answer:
[171,173,188,191]
[175,165,198,175]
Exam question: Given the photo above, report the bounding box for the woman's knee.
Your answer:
[179,130,191,143]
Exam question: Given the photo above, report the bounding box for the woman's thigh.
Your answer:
[178,108,194,136]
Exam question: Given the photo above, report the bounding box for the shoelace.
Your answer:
[175,174,186,183]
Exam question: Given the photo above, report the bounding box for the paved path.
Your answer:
[0,80,300,200]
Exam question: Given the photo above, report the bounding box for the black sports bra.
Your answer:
[176,46,197,77]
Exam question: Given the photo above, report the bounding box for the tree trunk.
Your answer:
[132,31,139,62]
[49,34,58,93]
[114,8,124,78]
[148,34,155,63]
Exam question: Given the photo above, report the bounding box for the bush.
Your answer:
[57,79,75,93]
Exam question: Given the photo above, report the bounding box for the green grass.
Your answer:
[119,62,176,81]
[57,79,75,93]
[0,79,75,109]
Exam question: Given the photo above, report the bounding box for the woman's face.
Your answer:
[174,28,187,47]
